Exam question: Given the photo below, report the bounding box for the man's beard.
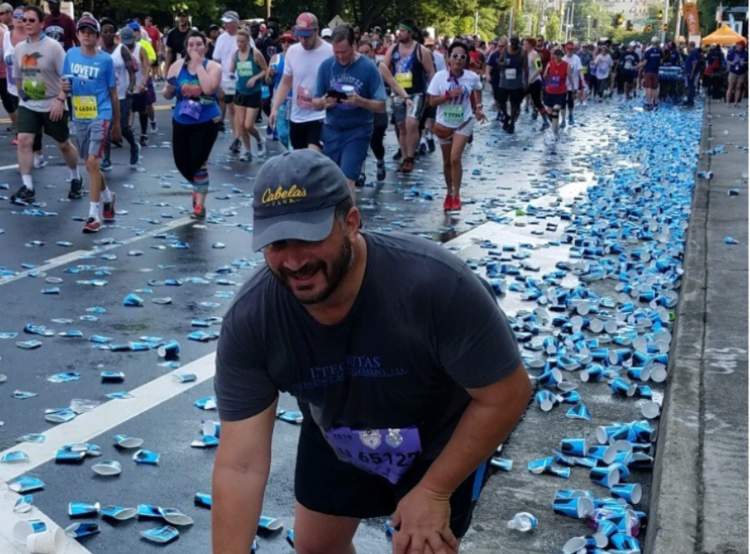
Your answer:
[273,235,354,305]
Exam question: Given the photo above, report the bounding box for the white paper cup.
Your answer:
[26,528,65,554]
[13,519,46,543]
[641,401,662,419]
[92,460,122,476]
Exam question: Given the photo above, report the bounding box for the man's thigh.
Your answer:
[293,501,360,554]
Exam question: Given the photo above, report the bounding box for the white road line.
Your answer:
[0,351,216,553]
[0,164,19,172]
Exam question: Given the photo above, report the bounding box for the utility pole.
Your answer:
[674,0,683,41]
[660,0,669,42]
[587,14,591,40]
[474,9,479,35]
[508,7,514,36]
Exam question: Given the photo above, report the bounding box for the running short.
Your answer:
[17,105,69,143]
[642,73,659,89]
[0,77,18,114]
[322,124,371,180]
[235,92,262,109]
[74,118,109,159]
[294,408,490,539]
[392,93,425,126]
[146,79,156,105]
[544,92,567,108]
[289,119,323,150]
[622,70,635,84]
[436,117,475,145]
[498,88,526,107]
[728,72,748,86]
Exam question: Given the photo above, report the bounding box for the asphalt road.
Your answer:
[0,89,702,554]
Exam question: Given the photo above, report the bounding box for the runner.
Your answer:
[142,16,162,80]
[486,37,505,121]
[427,40,486,212]
[165,9,190,73]
[726,40,748,108]
[11,5,81,204]
[683,41,702,107]
[100,21,139,170]
[130,22,158,123]
[256,16,281,130]
[269,12,332,152]
[163,29,222,220]
[213,11,246,151]
[543,47,572,139]
[593,45,613,101]
[562,41,583,126]
[125,26,155,146]
[212,148,530,554]
[639,37,662,111]
[358,38,388,181]
[523,37,550,131]
[496,36,525,134]
[0,3,15,126]
[312,24,386,191]
[1,6,22,142]
[620,42,640,100]
[578,43,593,105]
[229,29,268,162]
[61,15,120,233]
[265,30,295,149]
[43,0,77,50]
[381,18,435,173]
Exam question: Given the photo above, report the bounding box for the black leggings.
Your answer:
[370,124,386,161]
[528,80,545,112]
[0,78,18,115]
[172,119,220,192]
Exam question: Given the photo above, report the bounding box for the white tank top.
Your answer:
[110,44,129,100]
[3,31,17,96]
[132,43,145,87]
[527,52,542,84]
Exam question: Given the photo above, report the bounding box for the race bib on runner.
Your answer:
[236,61,253,77]
[296,85,313,109]
[442,103,465,124]
[222,78,236,95]
[505,68,517,80]
[396,71,413,89]
[179,99,202,120]
[550,75,561,86]
[323,426,422,485]
[73,96,97,120]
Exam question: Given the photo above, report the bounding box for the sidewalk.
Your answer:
[645,99,748,554]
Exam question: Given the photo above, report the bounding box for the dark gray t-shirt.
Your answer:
[215,232,522,459]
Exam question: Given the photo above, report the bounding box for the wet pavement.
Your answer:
[0,89,712,554]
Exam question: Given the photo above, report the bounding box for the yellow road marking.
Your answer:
[0,104,173,125]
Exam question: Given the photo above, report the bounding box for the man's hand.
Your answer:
[475,108,487,123]
[111,123,122,142]
[341,91,361,107]
[323,94,338,109]
[449,87,463,98]
[49,100,64,122]
[390,483,459,554]
[61,79,72,94]
[269,109,278,129]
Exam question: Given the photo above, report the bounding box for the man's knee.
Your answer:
[17,134,35,149]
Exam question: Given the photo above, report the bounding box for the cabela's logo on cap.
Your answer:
[261,184,308,205]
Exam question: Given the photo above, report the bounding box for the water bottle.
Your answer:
[507,512,538,533]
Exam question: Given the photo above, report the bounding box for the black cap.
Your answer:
[252,150,351,251]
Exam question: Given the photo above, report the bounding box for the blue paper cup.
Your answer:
[538,368,563,387]
[535,390,557,412]
[560,438,587,457]
[596,425,626,445]
[590,465,620,488]
[581,364,605,382]
[101,505,137,520]
[611,483,642,504]
[158,340,180,360]
[552,496,594,519]
[527,457,554,474]
[611,377,637,397]
[202,420,221,438]
[631,421,658,443]
[611,533,641,551]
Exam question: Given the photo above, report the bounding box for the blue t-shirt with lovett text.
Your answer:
[314,54,386,130]
[63,47,115,122]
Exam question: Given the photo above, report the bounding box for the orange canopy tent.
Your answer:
[702,24,747,45]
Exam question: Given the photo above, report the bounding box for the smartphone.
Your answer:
[326,89,348,100]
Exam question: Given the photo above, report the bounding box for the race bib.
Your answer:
[236,61,253,78]
[534,58,542,71]
[296,85,313,109]
[550,75,561,86]
[73,96,97,120]
[505,68,517,80]
[442,103,465,124]
[222,78,236,95]
[582,66,589,74]
[179,99,202,120]
[323,427,422,485]
[396,71,413,89]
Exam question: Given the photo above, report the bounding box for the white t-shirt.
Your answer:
[594,54,613,80]
[213,31,255,82]
[433,52,447,73]
[283,41,333,123]
[426,69,481,128]
[564,54,582,90]
[111,44,130,100]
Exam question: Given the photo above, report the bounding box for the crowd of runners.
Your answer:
[0,4,747,227]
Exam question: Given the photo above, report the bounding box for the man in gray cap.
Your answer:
[211,149,530,554]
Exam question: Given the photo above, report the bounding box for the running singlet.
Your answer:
[499,49,524,90]
[110,44,130,101]
[545,60,569,94]
[3,32,17,96]
[391,44,426,95]
[527,52,542,83]
[173,60,221,124]
[235,47,262,95]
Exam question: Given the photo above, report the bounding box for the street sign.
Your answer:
[328,15,346,29]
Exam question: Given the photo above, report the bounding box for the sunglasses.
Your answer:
[450,53,467,60]
[22,18,39,23]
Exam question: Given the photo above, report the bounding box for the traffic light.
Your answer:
[626,20,633,31]
[645,24,652,32]
[657,9,664,19]
[662,23,668,31]
[616,14,624,27]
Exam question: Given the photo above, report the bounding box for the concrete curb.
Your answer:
[644,100,712,554]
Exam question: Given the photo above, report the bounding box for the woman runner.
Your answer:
[229,29,267,162]
[264,30,295,149]
[163,30,222,220]
[427,41,486,212]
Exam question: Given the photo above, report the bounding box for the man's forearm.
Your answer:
[271,78,291,111]
[418,371,530,497]
[212,467,268,554]
[360,98,386,113]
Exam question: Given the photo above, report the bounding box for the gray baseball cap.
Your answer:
[119,27,135,45]
[252,150,351,251]
[221,11,239,23]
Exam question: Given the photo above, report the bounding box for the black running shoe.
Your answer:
[392,148,402,161]
[68,178,83,200]
[10,185,35,204]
